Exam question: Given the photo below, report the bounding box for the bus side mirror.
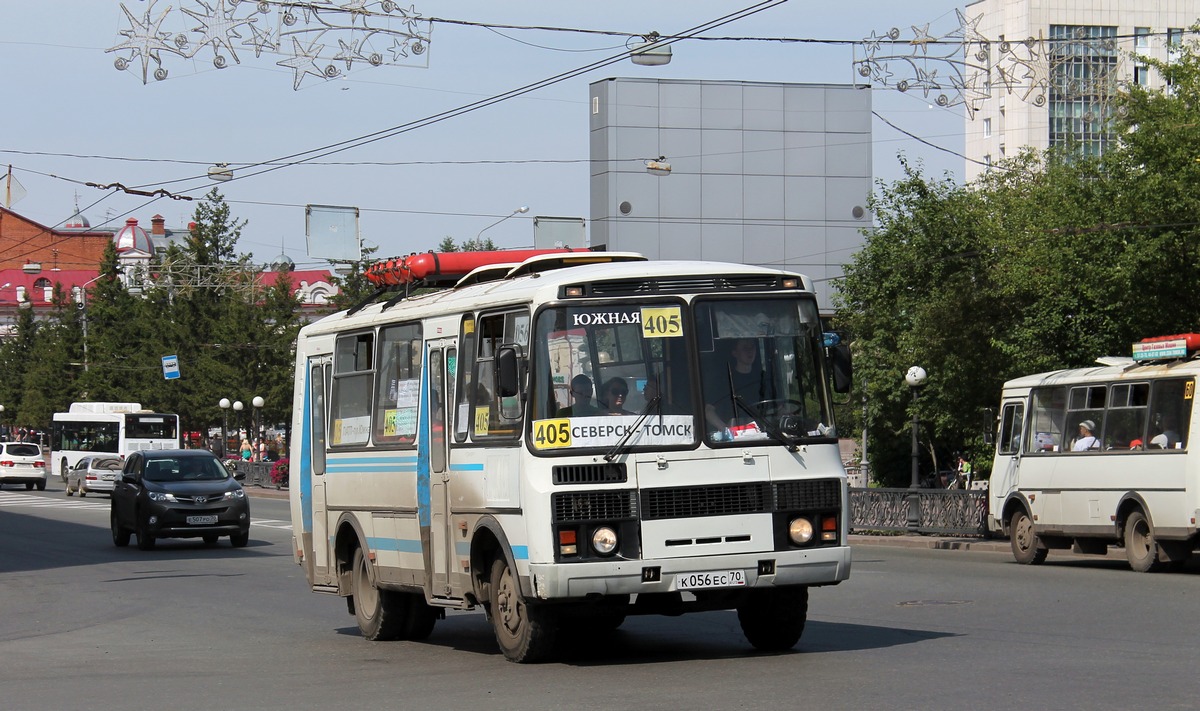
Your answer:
[497,346,521,398]
[830,343,852,394]
[982,407,996,446]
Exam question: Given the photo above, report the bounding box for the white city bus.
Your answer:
[990,334,1200,572]
[50,402,181,481]
[289,250,853,662]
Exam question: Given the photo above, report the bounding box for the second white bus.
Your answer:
[990,335,1200,571]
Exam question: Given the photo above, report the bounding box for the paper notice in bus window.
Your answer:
[383,408,417,437]
[392,379,419,408]
[640,306,683,338]
[333,416,371,445]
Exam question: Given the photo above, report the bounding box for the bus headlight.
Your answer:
[591,526,618,556]
[788,517,814,545]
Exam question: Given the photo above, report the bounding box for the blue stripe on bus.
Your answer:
[299,364,313,535]
[416,358,432,529]
[449,462,484,471]
[367,536,424,554]
[512,546,529,560]
[325,465,419,473]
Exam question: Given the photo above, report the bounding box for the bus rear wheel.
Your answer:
[1010,508,1047,565]
[737,586,808,651]
[351,547,402,641]
[1124,511,1160,573]
[489,555,556,663]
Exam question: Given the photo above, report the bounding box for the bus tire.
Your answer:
[401,594,438,641]
[489,555,556,663]
[351,547,405,641]
[1124,511,1160,573]
[737,586,808,652]
[1010,508,1047,565]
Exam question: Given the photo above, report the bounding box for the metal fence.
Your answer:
[226,461,278,489]
[849,487,988,536]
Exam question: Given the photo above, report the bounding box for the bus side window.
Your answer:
[997,403,1023,455]
[1149,379,1193,450]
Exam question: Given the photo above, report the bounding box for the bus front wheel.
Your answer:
[1010,509,1047,565]
[737,586,808,651]
[1124,511,1160,573]
[489,555,556,663]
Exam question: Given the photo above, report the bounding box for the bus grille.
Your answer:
[775,479,840,510]
[641,483,772,520]
[552,490,637,523]
[641,479,842,520]
[552,462,627,485]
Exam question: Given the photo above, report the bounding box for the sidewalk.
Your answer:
[850,533,1009,553]
[244,486,289,500]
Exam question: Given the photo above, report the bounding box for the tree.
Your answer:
[835,37,1200,485]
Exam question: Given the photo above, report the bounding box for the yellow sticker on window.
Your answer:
[640,306,683,338]
[531,419,573,449]
[474,407,491,437]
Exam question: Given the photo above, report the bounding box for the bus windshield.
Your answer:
[528,296,834,453]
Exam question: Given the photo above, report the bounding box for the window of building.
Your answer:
[983,118,992,138]
[1048,25,1118,158]
[1133,64,1148,86]
[1134,27,1150,50]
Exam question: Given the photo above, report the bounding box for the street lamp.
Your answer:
[252,396,264,441]
[475,205,529,243]
[905,366,928,532]
[75,274,107,372]
[0,404,5,440]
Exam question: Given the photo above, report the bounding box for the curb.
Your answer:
[245,486,289,499]
[850,534,1009,553]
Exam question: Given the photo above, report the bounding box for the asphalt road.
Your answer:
[3,482,1200,711]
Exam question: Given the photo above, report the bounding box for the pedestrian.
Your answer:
[240,438,253,461]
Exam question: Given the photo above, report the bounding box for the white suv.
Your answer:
[0,442,47,490]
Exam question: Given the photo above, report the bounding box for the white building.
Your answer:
[964,0,1199,181]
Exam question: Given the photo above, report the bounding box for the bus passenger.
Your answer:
[1072,420,1100,451]
[557,375,597,417]
[598,377,633,415]
[1151,416,1181,449]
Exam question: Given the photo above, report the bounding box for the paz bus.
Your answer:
[990,334,1200,572]
[289,249,853,662]
[50,402,181,482]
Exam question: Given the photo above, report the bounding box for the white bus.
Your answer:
[50,402,181,482]
[289,250,853,662]
[990,334,1200,572]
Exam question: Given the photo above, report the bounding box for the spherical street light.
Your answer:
[906,366,927,531]
[252,396,265,442]
[218,398,232,457]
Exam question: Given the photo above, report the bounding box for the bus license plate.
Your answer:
[676,570,746,590]
[187,515,218,525]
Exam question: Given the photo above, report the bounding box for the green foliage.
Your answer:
[835,39,1200,486]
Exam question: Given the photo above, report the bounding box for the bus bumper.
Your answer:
[526,545,851,600]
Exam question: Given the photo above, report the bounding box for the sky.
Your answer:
[1,0,967,271]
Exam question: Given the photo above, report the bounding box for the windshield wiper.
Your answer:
[732,395,799,452]
[603,396,662,462]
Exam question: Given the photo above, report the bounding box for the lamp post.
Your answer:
[219,398,231,457]
[0,404,5,441]
[475,205,529,244]
[233,400,244,441]
[905,366,928,532]
[75,274,106,372]
[252,396,264,441]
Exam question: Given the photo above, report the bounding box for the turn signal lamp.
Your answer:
[559,529,578,556]
[821,516,838,541]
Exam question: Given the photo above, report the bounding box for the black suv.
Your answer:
[111,449,251,550]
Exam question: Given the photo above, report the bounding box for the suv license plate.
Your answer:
[676,570,746,590]
[187,515,218,525]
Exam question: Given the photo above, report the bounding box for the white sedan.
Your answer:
[65,455,123,497]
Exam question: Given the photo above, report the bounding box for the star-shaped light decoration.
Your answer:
[909,23,936,56]
[107,0,180,83]
[278,36,328,90]
[182,0,255,68]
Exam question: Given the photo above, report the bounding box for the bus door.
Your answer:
[425,340,456,598]
[304,356,334,582]
[991,398,1025,528]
